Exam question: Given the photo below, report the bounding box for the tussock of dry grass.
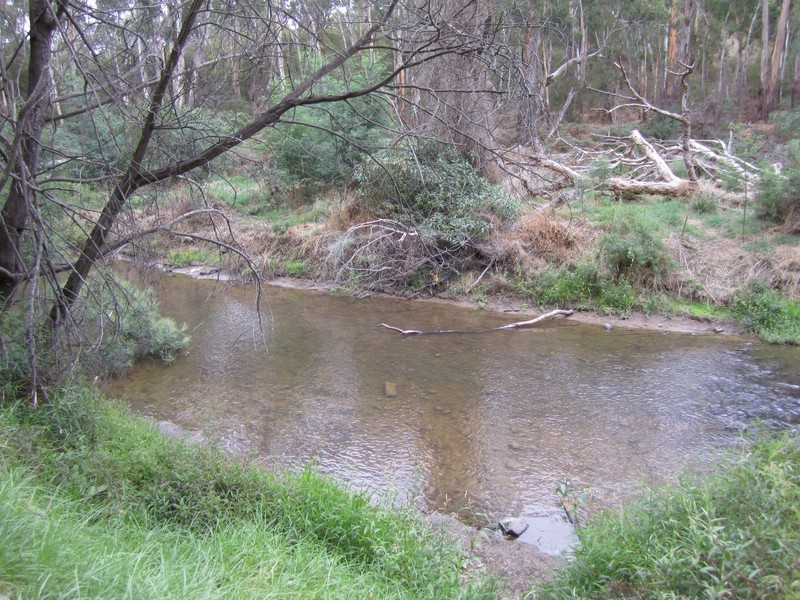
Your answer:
[663,235,800,303]
[481,211,578,275]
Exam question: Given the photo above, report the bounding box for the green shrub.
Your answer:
[598,278,637,314]
[599,216,671,284]
[732,281,800,344]
[691,192,719,214]
[78,275,191,374]
[639,113,683,140]
[530,263,601,308]
[284,260,310,277]
[756,139,800,224]
[270,76,393,193]
[354,141,519,245]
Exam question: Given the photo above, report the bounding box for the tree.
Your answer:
[0,0,505,396]
[0,0,494,314]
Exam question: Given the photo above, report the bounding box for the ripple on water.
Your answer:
[109,276,800,530]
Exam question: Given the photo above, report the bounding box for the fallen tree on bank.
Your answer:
[502,59,762,203]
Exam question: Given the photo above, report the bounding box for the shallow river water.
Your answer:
[109,273,800,551]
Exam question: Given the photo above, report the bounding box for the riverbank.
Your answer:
[4,380,799,599]
[167,269,745,338]
[0,386,503,598]
[139,189,799,344]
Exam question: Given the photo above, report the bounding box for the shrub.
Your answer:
[756,139,800,225]
[79,275,191,374]
[271,78,392,193]
[732,281,800,344]
[599,216,671,285]
[531,263,601,308]
[691,192,719,214]
[354,141,519,245]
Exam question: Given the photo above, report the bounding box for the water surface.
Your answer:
[109,273,800,535]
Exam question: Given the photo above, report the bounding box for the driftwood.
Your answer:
[379,308,573,335]
[493,309,574,330]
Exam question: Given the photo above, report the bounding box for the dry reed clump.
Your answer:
[663,234,800,303]
[328,195,373,231]
[772,245,800,300]
[483,211,578,274]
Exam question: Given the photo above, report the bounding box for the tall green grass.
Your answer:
[0,387,494,599]
[733,281,800,345]
[538,432,800,599]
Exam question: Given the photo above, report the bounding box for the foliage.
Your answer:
[91,278,190,371]
[0,385,495,599]
[639,112,683,141]
[354,141,519,245]
[284,260,310,277]
[599,215,671,285]
[691,192,719,214]
[538,431,800,599]
[271,80,393,193]
[772,107,800,141]
[756,139,800,225]
[732,281,800,344]
[515,263,638,315]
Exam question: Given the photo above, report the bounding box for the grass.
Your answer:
[0,386,495,599]
[538,431,800,599]
[667,298,732,321]
[512,263,639,316]
[732,281,800,344]
[207,175,268,211]
[166,247,221,267]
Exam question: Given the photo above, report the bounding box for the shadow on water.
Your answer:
[109,272,800,554]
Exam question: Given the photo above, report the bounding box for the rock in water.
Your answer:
[498,517,529,538]
[384,381,397,397]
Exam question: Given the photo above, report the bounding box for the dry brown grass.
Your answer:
[480,210,585,277]
[663,234,800,303]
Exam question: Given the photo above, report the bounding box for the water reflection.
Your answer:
[110,273,800,527]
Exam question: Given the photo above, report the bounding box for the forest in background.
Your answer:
[2,0,800,388]
[2,3,800,599]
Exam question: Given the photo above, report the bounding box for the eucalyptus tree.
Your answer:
[0,0,499,390]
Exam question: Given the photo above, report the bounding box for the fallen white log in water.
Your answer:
[379,308,574,335]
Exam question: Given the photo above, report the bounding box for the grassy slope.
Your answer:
[0,386,495,599]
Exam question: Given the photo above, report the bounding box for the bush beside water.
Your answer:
[538,432,800,599]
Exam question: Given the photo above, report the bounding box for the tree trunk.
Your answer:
[0,0,63,303]
[766,0,792,113]
[757,0,770,120]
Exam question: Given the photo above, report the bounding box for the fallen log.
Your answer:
[379,308,573,335]
[493,309,574,330]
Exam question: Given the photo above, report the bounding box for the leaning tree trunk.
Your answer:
[0,0,64,304]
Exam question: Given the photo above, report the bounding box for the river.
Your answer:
[108,272,800,553]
